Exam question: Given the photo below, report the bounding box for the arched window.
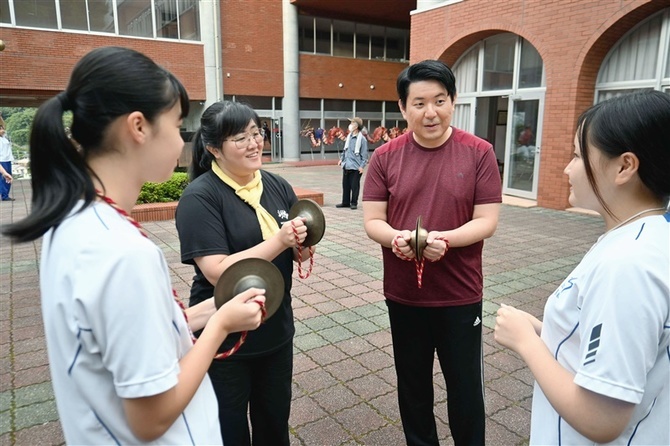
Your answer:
[455,45,478,94]
[453,33,544,97]
[451,34,545,199]
[596,8,670,102]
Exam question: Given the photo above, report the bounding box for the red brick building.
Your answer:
[410,0,669,209]
[0,0,413,166]
[0,0,668,209]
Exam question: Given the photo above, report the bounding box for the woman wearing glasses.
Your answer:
[176,101,310,445]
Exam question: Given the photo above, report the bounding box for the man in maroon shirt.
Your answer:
[363,60,502,446]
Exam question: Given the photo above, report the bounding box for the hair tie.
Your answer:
[64,126,83,154]
[57,91,72,110]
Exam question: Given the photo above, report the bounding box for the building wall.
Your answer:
[0,28,207,102]
[220,0,285,97]
[220,0,406,102]
[0,1,406,112]
[410,0,666,210]
[299,55,404,101]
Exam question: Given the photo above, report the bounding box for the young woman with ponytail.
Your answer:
[176,100,312,446]
[2,47,266,444]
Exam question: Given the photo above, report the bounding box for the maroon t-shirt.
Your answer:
[363,128,502,307]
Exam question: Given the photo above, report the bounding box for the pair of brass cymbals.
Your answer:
[213,199,326,319]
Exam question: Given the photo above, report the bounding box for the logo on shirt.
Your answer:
[554,277,576,299]
[583,323,602,366]
[277,209,289,220]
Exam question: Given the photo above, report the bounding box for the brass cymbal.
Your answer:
[410,215,428,261]
[288,199,326,247]
[214,258,285,320]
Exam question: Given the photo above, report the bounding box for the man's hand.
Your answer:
[423,231,448,261]
[391,230,414,259]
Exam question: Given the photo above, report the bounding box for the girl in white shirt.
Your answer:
[495,91,669,445]
[1,46,266,445]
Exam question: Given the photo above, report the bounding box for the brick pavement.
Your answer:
[0,163,604,445]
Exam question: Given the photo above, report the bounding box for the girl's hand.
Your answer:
[213,288,266,334]
[494,303,539,353]
[278,217,307,248]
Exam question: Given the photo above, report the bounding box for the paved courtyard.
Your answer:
[0,163,603,445]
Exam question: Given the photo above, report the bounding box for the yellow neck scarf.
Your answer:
[211,161,280,240]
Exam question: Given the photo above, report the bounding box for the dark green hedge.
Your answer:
[136,172,189,204]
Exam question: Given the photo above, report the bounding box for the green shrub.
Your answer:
[137,172,190,204]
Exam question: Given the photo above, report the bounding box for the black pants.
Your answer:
[208,341,293,446]
[340,169,362,206]
[386,300,485,446]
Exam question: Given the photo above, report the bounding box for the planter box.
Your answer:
[131,187,324,223]
[291,187,324,206]
[131,202,178,223]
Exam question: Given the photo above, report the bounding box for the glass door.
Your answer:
[503,92,544,199]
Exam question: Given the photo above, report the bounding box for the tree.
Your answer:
[0,107,72,159]
[3,108,36,149]
[0,107,27,125]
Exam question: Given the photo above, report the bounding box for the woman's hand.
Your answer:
[278,217,307,248]
[211,288,266,334]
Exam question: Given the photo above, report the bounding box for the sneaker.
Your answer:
[2,197,15,201]
[335,203,350,208]
[350,205,357,210]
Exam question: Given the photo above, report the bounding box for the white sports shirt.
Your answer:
[530,213,670,445]
[0,133,12,162]
[40,202,222,445]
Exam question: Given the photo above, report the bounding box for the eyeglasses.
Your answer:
[227,131,264,149]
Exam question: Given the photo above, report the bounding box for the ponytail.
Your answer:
[1,46,190,243]
[189,129,214,182]
[2,96,95,242]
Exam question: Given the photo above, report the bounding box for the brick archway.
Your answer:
[410,1,664,209]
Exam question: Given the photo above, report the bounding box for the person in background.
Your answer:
[0,124,14,201]
[0,46,266,445]
[176,100,312,446]
[495,90,669,445]
[262,121,270,148]
[336,117,368,210]
[0,162,12,186]
[518,125,534,146]
[516,126,535,162]
[363,59,502,445]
